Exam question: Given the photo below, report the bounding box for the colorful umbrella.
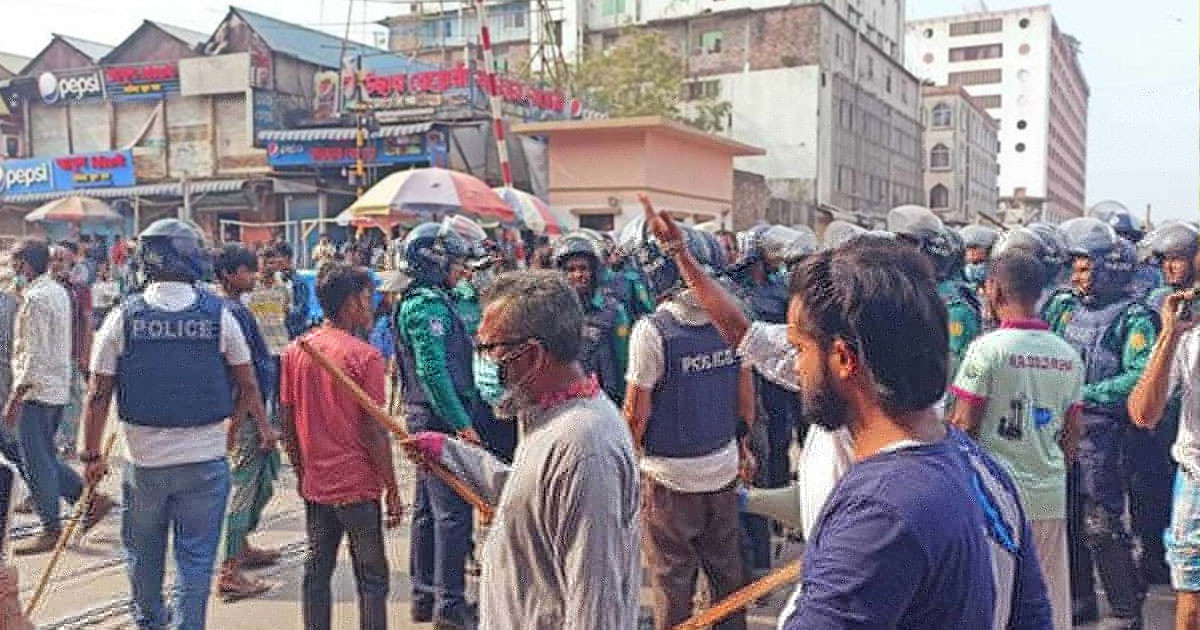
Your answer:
[25,196,122,224]
[494,187,567,236]
[346,167,515,224]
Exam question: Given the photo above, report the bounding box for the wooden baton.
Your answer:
[24,431,119,618]
[672,558,803,630]
[297,339,495,522]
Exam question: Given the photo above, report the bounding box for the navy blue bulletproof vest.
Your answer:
[117,291,234,428]
[643,309,740,458]
[396,287,476,419]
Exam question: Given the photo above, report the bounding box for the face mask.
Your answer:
[12,274,27,291]
[963,262,988,286]
[473,344,537,417]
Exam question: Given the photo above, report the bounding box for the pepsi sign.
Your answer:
[38,70,106,104]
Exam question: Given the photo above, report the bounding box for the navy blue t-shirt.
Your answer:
[781,426,1051,630]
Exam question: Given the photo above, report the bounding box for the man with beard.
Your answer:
[553,232,629,404]
[638,198,1051,629]
[619,216,757,630]
[401,270,641,630]
[949,251,1085,630]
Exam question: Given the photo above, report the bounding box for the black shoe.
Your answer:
[1072,600,1099,626]
[433,605,477,630]
[411,601,433,623]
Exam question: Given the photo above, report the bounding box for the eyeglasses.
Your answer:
[475,337,536,355]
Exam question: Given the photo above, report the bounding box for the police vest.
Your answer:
[1061,297,1138,416]
[580,293,622,403]
[117,291,234,428]
[396,287,476,421]
[643,310,740,458]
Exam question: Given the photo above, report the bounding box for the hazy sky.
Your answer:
[2,0,1196,222]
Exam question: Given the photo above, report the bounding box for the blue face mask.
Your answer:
[473,353,506,405]
[963,262,988,286]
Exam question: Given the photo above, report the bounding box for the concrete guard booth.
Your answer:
[513,116,763,233]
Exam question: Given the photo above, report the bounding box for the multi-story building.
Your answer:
[906,5,1088,223]
[920,84,998,224]
[0,52,30,158]
[382,0,922,228]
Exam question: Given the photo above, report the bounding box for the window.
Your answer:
[923,28,933,38]
[930,184,950,208]
[838,166,854,192]
[973,94,1002,108]
[601,0,625,17]
[866,56,874,79]
[698,30,723,54]
[930,144,951,170]
[512,11,526,28]
[836,34,844,60]
[1019,18,1030,28]
[948,68,1002,86]
[1015,142,1026,152]
[443,20,453,37]
[839,99,853,129]
[949,18,1002,36]
[684,80,720,101]
[886,70,892,93]
[579,214,614,231]
[931,103,952,128]
[949,44,1003,62]
[1016,119,1027,130]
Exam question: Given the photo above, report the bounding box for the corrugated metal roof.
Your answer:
[55,34,114,62]
[231,7,386,70]
[257,122,433,143]
[149,21,209,49]
[0,52,30,75]
[0,179,247,204]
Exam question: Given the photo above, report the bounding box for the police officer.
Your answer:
[395,222,480,630]
[621,217,754,630]
[887,206,982,383]
[1055,217,1156,628]
[79,219,269,630]
[960,224,1000,291]
[599,232,655,319]
[553,231,630,404]
[1091,201,1160,300]
[1128,220,1200,586]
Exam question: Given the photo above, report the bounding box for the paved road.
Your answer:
[8,456,1176,629]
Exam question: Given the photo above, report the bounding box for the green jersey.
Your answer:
[952,320,1085,520]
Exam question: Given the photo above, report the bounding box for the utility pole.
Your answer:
[352,53,371,198]
[179,174,192,222]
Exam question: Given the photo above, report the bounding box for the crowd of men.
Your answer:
[0,194,1195,630]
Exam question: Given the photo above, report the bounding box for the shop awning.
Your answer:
[257,122,433,143]
[1,178,249,204]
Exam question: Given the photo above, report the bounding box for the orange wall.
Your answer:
[546,130,648,191]
[643,131,735,205]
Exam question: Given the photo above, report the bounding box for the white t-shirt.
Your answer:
[91,282,251,468]
[626,292,740,493]
[1170,326,1200,477]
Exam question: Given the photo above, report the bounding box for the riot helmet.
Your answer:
[402,222,471,287]
[136,218,211,283]
[1061,216,1134,300]
[1089,200,1144,242]
[617,215,705,300]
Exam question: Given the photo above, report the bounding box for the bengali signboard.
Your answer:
[265,135,429,168]
[104,62,180,101]
[330,64,587,120]
[0,149,137,196]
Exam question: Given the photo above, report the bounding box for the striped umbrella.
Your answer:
[25,196,122,224]
[494,187,566,236]
[346,167,515,224]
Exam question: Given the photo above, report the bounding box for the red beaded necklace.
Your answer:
[536,374,601,410]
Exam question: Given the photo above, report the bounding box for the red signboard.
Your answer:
[103,63,178,85]
[344,65,581,117]
[54,151,129,172]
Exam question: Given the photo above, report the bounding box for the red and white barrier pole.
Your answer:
[472,0,514,188]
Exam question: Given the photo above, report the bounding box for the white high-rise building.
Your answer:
[906,5,1088,223]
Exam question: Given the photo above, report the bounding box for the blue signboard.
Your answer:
[266,135,431,169]
[0,149,137,197]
